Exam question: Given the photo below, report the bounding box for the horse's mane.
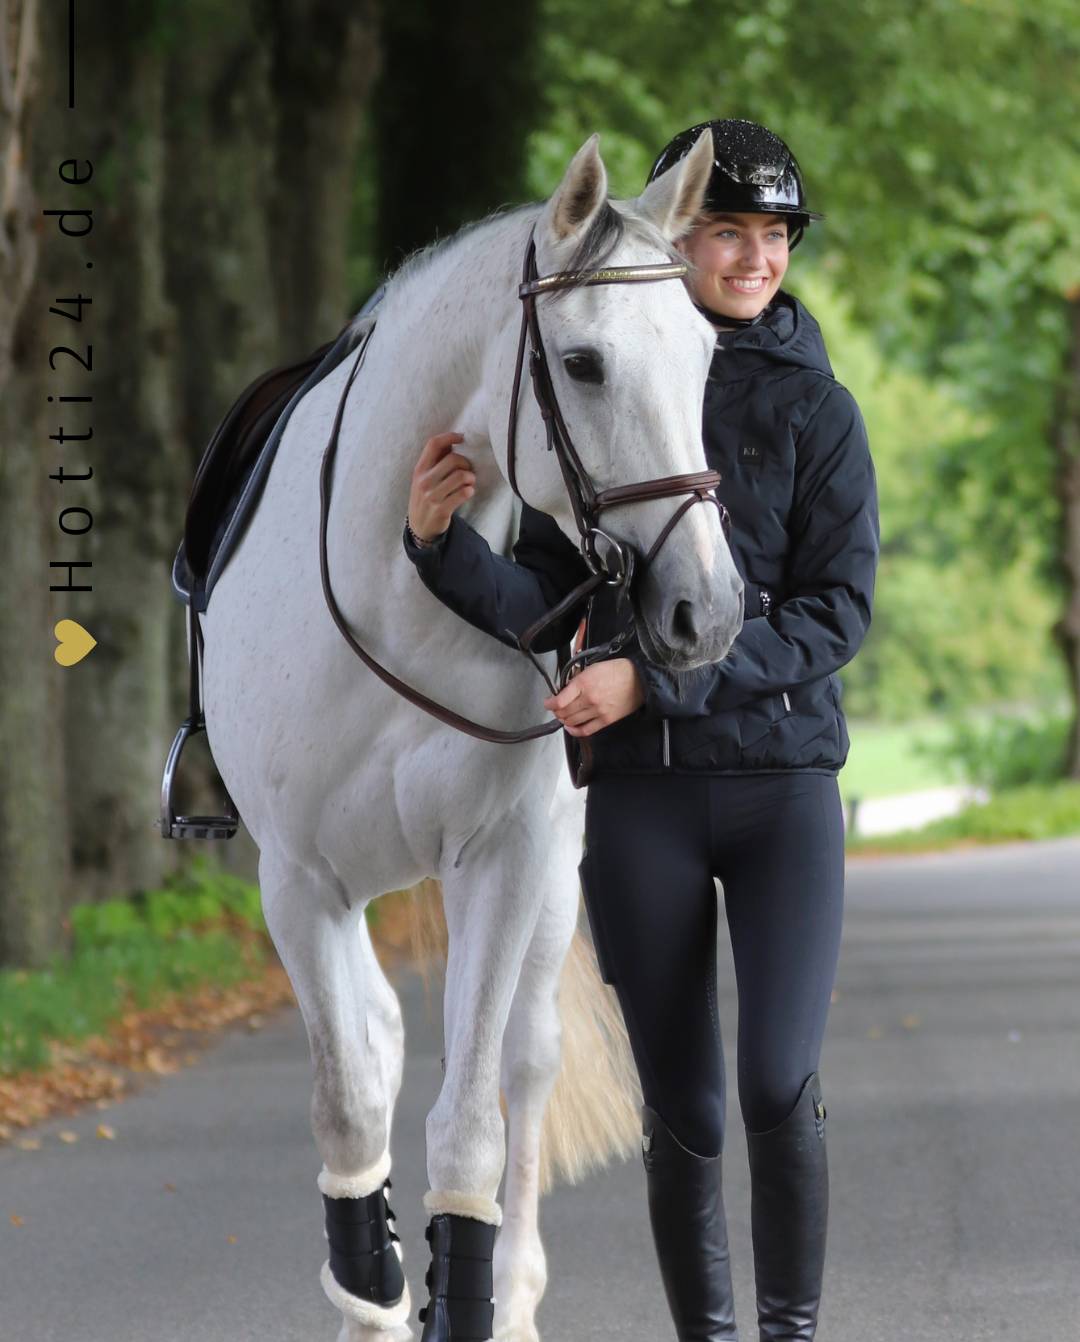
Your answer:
[384,197,683,301]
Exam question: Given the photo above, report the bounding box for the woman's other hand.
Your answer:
[544,659,645,736]
[408,432,477,541]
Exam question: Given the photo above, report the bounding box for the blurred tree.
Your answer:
[372,0,543,271]
[1,0,379,964]
[0,0,70,967]
[529,0,1080,769]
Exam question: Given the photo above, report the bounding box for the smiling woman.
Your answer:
[679,210,792,320]
[402,116,878,1342]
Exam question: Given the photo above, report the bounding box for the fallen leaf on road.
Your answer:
[144,1048,177,1076]
[226,1234,238,1244]
[10,1214,24,1227]
[901,1014,921,1030]
[58,1130,79,1144]
[163,1183,176,1193]
[96,1123,116,1140]
[867,1026,884,1040]
[15,1137,41,1151]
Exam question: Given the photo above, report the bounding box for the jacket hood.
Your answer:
[711,291,834,380]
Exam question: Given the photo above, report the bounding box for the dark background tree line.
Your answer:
[1,0,1077,967]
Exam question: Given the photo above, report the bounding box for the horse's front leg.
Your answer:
[420,809,548,1341]
[493,830,581,1342]
[259,847,412,1342]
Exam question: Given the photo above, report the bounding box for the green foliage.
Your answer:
[801,273,1066,719]
[913,710,1071,790]
[527,0,1080,722]
[845,779,1080,853]
[0,860,265,1077]
[838,716,956,802]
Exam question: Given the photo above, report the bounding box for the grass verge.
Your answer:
[0,859,271,1077]
[845,779,1080,856]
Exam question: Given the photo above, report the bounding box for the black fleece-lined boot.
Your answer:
[320,1174,410,1329]
[642,1103,739,1341]
[745,1072,829,1341]
[418,1212,498,1341]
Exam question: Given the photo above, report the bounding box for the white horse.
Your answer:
[200,130,742,1342]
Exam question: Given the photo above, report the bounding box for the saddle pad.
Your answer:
[171,285,385,612]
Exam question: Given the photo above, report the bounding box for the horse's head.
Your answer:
[498,132,744,671]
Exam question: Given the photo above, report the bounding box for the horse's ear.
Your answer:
[538,134,609,247]
[634,129,713,241]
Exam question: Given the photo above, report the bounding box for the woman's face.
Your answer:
[678,211,790,322]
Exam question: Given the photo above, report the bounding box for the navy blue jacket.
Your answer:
[403,291,879,777]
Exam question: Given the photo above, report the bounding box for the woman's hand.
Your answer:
[544,659,645,736]
[408,432,477,541]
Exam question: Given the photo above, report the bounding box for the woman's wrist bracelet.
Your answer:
[405,514,438,549]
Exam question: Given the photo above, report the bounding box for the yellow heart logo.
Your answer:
[54,619,97,667]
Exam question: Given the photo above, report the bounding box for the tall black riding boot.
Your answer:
[418,1211,497,1341]
[642,1103,739,1341]
[745,1072,829,1341]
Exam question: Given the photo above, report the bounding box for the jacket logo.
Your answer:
[739,441,763,465]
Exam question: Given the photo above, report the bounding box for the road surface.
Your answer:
[2,837,1078,1341]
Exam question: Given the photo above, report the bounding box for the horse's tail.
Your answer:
[535,923,642,1194]
[397,878,641,1195]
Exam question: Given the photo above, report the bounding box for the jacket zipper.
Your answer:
[661,717,671,767]
[782,691,791,711]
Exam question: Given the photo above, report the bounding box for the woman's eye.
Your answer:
[563,352,604,385]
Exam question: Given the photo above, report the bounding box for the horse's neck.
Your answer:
[343,208,538,557]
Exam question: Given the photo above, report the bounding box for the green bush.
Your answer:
[846,779,1080,853]
[0,859,266,1077]
[913,710,1071,790]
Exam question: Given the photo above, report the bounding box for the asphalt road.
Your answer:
[2,837,1078,1342]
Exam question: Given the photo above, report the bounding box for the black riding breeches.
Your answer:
[579,771,845,1158]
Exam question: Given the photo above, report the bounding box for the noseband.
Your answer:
[317,225,731,747]
[504,228,730,680]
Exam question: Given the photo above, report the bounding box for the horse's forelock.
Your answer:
[548,201,685,302]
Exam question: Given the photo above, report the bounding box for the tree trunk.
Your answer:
[0,0,72,967]
[373,0,543,270]
[160,0,378,881]
[48,4,182,904]
[1,1,382,951]
[1053,294,1080,779]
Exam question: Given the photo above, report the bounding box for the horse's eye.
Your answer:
[563,351,604,385]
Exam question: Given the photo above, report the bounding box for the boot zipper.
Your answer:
[661,717,671,767]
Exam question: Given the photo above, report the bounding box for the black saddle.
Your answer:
[171,286,384,612]
[161,287,384,840]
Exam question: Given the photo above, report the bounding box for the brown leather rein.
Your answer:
[318,226,729,745]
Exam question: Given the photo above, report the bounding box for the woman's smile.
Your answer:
[678,210,791,321]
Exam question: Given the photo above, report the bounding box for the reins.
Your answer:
[318,225,730,745]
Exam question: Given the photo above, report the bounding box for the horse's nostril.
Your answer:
[672,600,697,646]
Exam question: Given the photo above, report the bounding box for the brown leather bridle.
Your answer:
[318,225,730,745]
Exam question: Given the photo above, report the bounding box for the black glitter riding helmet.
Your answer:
[647,118,824,251]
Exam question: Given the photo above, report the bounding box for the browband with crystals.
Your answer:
[519,261,688,297]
